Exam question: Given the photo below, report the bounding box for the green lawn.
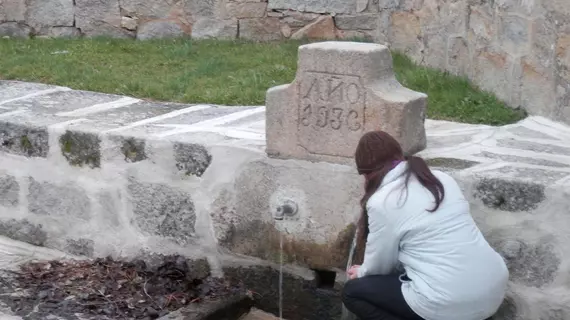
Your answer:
[0,38,526,125]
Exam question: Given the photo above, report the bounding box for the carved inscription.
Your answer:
[299,73,364,132]
[297,72,366,156]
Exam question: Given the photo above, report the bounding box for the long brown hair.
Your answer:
[354,131,445,250]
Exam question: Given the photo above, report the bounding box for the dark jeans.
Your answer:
[342,275,424,320]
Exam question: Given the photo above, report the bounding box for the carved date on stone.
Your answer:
[297,72,366,156]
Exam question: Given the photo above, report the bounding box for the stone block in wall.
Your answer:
[226,2,267,19]
[239,18,282,41]
[266,42,427,163]
[26,0,74,30]
[192,18,237,39]
[0,175,19,207]
[0,122,48,157]
[137,21,188,40]
[75,0,132,38]
[498,13,531,57]
[334,13,377,31]
[0,21,29,37]
[42,27,81,38]
[518,57,557,118]
[0,219,47,246]
[59,130,101,169]
[128,181,196,245]
[290,15,336,40]
[280,10,320,28]
[268,0,357,14]
[471,49,519,105]
[0,0,26,22]
[120,0,177,19]
[184,0,226,18]
[389,11,423,61]
[468,3,495,50]
[211,158,361,270]
[28,178,91,219]
[446,36,469,76]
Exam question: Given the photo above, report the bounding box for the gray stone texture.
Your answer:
[0,122,48,158]
[0,175,18,207]
[0,0,26,22]
[0,21,29,37]
[26,0,74,29]
[59,130,101,169]
[28,178,91,219]
[137,21,188,40]
[120,137,147,163]
[0,219,47,246]
[474,178,545,212]
[192,18,238,39]
[128,181,196,245]
[75,0,131,38]
[173,143,212,177]
[65,238,95,257]
[239,18,282,41]
[268,0,357,14]
[266,41,427,163]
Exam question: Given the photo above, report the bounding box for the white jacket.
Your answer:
[357,162,509,320]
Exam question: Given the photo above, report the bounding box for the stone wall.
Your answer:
[2,0,569,123]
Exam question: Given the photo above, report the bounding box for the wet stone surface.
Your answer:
[173,143,212,177]
[128,181,196,245]
[0,175,19,207]
[0,256,245,320]
[0,219,47,247]
[0,122,49,158]
[28,178,91,219]
[474,178,545,212]
[223,265,342,320]
[59,130,101,168]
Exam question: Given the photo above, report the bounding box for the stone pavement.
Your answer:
[1,80,568,186]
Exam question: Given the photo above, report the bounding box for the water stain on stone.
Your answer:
[120,137,147,163]
[474,178,545,212]
[59,130,101,168]
[220,220,356,270]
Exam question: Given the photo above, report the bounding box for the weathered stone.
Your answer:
[26,0,74,29]
[356,0,368,12]
[173,143,211,177]
[0,219,47,246]
[475,151,568,168]
[45,27,80,38]
[223,265,342,320]
[334,14,377,30]
[75,0,132,38]
[389,11,422,59]
[336,29,374,41]
[128,181,196,245]
[0,22,29,37]
[65,238,95,257]
[498,13,531,56]
[137,21,188,40]
[119,0,174,18]
[474,178,545,212]
[192,18,237,39]
[519,57,557,118]
[239,18,282,41]
[378,0,399,9]
[28,178,91,219]
[121,137,147,163]
[59,130,101,169]
[471,49,517,104]
[447,36,469,75]
[0,0,26,22]
[468,4,495,46]
[268,0,356,14]
[557,33,570,80]
[426,157,478,170]
[281,23,292,38]
[184,0,224,18]
[226,2,267,18]
[266,41,427,163]
[121,16,138,31]
[158,293,252,320]
[291,15,336,40]
[280,10,320,28]
[488,232,560,288]
[0,175,18,207]
[0,122,48,157]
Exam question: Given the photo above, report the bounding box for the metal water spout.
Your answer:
[273,199,299,221]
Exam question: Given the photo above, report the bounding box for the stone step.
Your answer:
[239,308,282,320]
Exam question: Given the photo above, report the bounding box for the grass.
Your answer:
[0,38,526,125]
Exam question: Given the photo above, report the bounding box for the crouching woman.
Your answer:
[342,131,509,320]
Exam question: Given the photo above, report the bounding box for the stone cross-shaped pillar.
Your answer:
[265,41,427,164]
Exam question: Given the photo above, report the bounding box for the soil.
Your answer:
[0,255,246,320]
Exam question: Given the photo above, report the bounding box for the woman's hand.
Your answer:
[347,265,361,280]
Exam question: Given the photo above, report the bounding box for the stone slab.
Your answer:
[268,0,357,14]
[266,41,427,164]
